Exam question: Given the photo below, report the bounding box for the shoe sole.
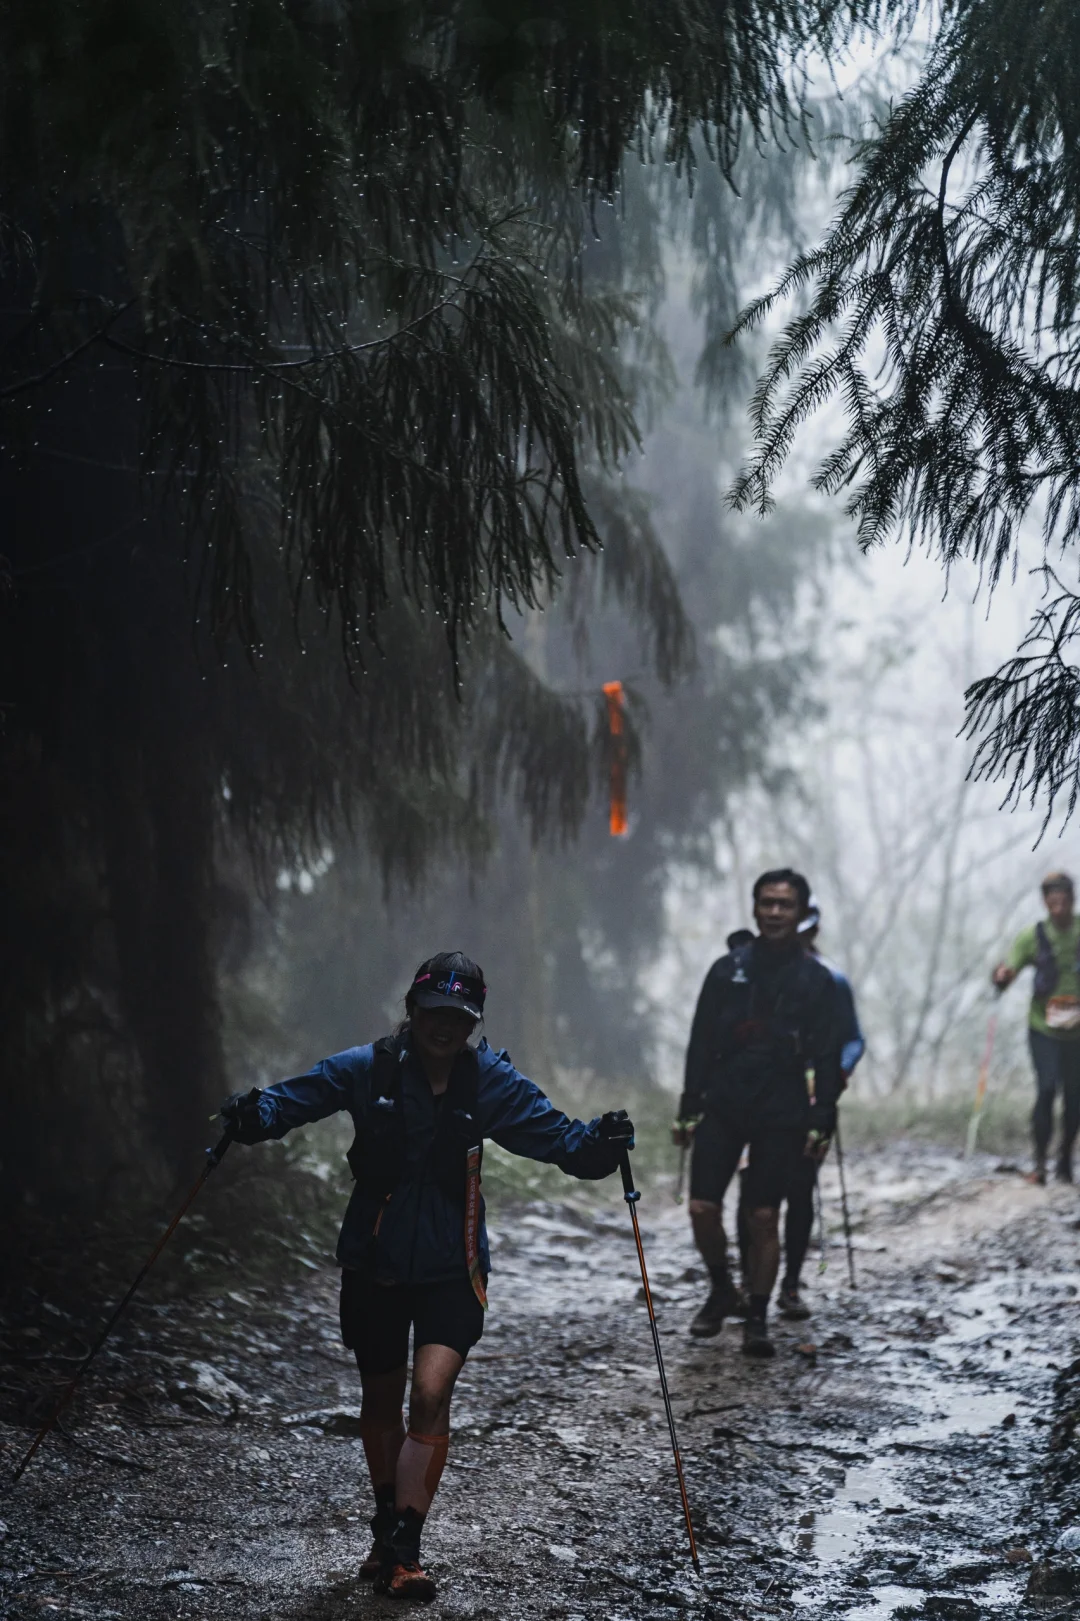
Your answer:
[689,1321,725,1338]
[388,1580,437,1603]
[778,1305,811,1321]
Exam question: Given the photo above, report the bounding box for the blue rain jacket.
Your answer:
[819,955,866,1076]
[245,1036,620,1283]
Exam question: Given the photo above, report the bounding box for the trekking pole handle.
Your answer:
[207,1131,234,1169]
[618,1147,639,1203]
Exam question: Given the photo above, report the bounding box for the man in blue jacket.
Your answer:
[774,898,864,1317]
[220,951,633,1603]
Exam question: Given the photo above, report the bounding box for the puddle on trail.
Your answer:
[839,1577,1017,1621]
[789,1266,1069,1618]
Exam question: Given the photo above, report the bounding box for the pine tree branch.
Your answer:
[0,300,135,399]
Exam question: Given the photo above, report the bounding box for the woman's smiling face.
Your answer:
[410,1003,476,1066]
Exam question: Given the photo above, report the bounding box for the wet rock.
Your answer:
[923,1598,979,1617]
[161,1569,199,1588]
[166,1362,254,1417]
[1026,1560,1079,1596]
[943,1559,1000,1582]
[1005,1545,1033,1562]
[281,1406,363,1436]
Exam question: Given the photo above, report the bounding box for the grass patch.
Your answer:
[841,1088,1032,1159]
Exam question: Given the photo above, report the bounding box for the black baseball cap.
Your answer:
[409,952,486,1020]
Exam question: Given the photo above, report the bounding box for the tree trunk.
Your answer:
[98,593,225,1183]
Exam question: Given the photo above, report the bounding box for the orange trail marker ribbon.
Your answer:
[602,680,628,837]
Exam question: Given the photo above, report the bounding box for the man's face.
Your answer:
[1045,885,1074,926]
[754,882,803,944]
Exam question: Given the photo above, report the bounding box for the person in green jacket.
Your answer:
[993,871,1080,1184]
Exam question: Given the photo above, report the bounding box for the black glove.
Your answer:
[598,1109,635,1149]
[220,1087,266,1144]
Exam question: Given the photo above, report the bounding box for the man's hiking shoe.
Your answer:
[742,1316,775,1359]
[375,1560,436,1602]
[1025,1164,1048,1186]
[777,1282,811,1321]
[689,1275,739,1338]
[1055,1155,1074,1184]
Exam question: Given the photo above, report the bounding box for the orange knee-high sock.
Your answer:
[359,1413,406,1495]
[395,1429,450,1515]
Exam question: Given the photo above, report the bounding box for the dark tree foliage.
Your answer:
[245,138,837,1089]
[1,0,877,1206]
[964,573,1080,828]
[729,0,1080,816]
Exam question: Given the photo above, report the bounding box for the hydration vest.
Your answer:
[346,1035,487,1306]
[1033,922,1080,999]
[718,943,821,1063]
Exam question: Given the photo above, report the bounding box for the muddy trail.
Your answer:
[2,1145,1079,1621]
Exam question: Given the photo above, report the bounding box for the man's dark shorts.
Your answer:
[339,1270,485,1375]
[690,1113,806,1209]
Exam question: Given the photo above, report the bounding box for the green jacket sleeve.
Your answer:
[1007,925,1037,974]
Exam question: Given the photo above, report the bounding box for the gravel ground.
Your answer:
[1,1144,1079,1620]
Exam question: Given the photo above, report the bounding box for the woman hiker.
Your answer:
[219,951,635,1603]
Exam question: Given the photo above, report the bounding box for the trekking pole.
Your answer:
[964,1004,999,1160]
[833,1120,856,1290]
[618,1148,700,1574]
[12,1132,234,1484]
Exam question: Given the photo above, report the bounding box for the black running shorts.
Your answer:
[339,1270,485,1376]
[690,1114,806,1210]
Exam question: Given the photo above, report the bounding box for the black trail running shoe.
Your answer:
[778,1282,811,1321]
[689,1274,739,1338]
[742,1316,776,1359]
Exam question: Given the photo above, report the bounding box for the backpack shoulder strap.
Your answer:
[346,1035,405,1189]
[442,1046,481,1141]
[370,1034,403,1102]
[452,1048,486,1312]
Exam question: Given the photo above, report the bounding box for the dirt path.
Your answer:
[2,1146,1079,1621]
